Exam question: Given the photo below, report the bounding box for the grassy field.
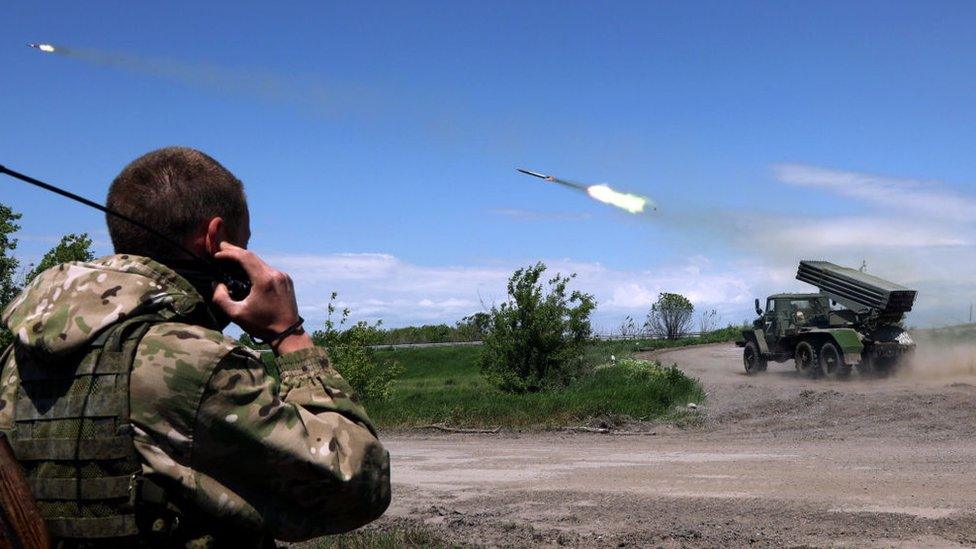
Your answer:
[365,333,731,430]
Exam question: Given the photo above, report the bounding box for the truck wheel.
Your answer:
[819,342,851,379]
[743,341,767,374]
[794,341,817,376]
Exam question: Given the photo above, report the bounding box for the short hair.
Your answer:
[107,147,248,259]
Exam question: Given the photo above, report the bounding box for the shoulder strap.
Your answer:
[90,310,177,350]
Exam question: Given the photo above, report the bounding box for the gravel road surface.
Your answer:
[375,343,976,547]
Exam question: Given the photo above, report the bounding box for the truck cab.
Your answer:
[759,293,831,340]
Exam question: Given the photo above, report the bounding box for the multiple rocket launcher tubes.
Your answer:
[26,42,656,216]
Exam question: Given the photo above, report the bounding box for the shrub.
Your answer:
[645,292,694,340]
[311,292,403,402]
[479,262,596,393]
[619,358,694,393]
[701,324,744,343]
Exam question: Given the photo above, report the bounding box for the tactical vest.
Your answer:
[7,312,173,544]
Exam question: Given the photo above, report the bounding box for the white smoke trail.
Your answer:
[34,43,372,116]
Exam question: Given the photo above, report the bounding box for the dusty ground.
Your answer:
[376,343,976,547]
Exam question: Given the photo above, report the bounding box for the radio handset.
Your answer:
[0,164,252,301]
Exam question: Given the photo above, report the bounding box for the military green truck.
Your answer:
[738,261,917,378]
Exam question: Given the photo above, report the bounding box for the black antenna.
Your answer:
[0,163,251,300]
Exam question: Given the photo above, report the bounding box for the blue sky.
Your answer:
[3,1,976,330]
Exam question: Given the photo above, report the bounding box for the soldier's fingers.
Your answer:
[212,283,244,318]
[215,242,270,281]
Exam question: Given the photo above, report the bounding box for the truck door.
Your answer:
[764,298,790,345]
[763,298,778,342]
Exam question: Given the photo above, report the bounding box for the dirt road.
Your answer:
[378,343,976,547]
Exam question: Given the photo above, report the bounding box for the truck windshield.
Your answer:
[771,299,824,314]
[790,299,824,313]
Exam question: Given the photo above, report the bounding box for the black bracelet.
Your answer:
[252,316,305,347]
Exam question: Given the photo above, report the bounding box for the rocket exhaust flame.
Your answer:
[516,167,657,215]
[586,184,649,214]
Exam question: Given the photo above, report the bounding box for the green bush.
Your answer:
[479,262,596,393]
[701,324,744,343]
[619,358,700,399]
[645,292,694,340]
[311,293,403,402]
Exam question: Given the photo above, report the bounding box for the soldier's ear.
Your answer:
[204,216,228,257]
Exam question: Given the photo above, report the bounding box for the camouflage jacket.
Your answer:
[0,254,391,541]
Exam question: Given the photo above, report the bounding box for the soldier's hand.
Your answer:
[212,242,313,354]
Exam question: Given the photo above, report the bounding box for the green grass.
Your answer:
[367,340,707,429]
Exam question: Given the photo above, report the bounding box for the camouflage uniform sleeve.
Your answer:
[192,344,391,541]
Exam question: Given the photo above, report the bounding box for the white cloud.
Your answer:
[770,217,970,249]
[773,164,976,223]
[764,164,976,326]
[265,252,760,328]
[262,164,976,330]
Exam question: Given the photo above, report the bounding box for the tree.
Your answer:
[455,312,490,341]
[0,203,23,348]
[310,292,402,402]
[645,292,694,340]
[24,233,95,284]
[698,308,719,334]
[479,262,596,393]
[237,333,268,351]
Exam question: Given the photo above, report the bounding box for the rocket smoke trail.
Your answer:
[25,43,366,115]
[516,168,657,215]
[26,44,658,216]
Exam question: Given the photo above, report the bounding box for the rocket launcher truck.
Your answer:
[738,261,917,378]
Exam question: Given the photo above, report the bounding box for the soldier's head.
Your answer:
[107,147,250,261]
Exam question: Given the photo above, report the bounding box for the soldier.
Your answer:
[0,147,391,547]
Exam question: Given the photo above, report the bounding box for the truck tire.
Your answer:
[743,341,767,374]
[819,341,851,379]
[794,341,817,376]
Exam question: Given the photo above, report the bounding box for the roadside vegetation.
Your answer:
[478,262,596,393]
[368,344,707,429]
[363,313,489,346]
[247,261,742,430]
[308,293,404,402]
[366,327,735,429]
